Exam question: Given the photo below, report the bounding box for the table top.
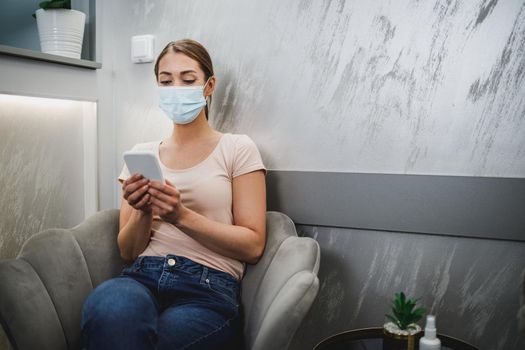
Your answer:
[313,327,479,350]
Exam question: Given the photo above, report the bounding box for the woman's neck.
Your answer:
[169,110,218,146]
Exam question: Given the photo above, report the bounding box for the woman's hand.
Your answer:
[122,174,152,213]
[147,179,187,223]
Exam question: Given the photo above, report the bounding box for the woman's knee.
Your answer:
[156,306,238,350]
[81,277,158,328]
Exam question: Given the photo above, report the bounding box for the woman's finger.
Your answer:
[127,184,149,205]
[123,176,146,196]
[122,173,142,188]
[148,186,179,205]
[123,178,149,199]
[148,195,174,212]
[134,193,151,210]
[149,181,178,197]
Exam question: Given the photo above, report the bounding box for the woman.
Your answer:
[81,39,267,350]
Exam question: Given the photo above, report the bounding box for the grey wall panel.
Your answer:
[267,170,525,241]
[290,225,525,350]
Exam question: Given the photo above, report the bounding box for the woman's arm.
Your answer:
[148,170,267,264]
[117,174,154,263]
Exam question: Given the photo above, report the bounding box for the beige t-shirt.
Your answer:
[118,133,266,280]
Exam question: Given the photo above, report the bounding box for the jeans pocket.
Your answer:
[203,279,239,307]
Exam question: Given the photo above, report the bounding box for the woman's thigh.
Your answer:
[157,302,239,350]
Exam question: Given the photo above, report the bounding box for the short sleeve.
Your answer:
[232,135,267,178]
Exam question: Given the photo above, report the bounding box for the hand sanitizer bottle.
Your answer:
[419,315,441,350]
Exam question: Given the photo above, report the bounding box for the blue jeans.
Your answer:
[80,254,242,350]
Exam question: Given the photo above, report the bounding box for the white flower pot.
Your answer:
[36,8,86,59]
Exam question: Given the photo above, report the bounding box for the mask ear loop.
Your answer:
[203,76,214,120]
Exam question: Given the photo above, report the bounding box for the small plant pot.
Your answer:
[35,8,86,59]
[382,322,422,350]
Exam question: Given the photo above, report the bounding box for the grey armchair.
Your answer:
[0,210,320,350]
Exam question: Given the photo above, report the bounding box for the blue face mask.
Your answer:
[158,78,210,124]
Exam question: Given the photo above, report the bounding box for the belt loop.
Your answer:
[200,266,209,284]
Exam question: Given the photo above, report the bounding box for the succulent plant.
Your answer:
[33,0,72,18]
[385,292,426,330]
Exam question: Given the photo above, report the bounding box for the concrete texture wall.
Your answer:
[107,0,524,179]
[0,95,89,260]
[97,0,525,349]
[294,225,525,350]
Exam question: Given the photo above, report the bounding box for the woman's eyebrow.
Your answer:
[180,69,197,75]
[159,69,197,76]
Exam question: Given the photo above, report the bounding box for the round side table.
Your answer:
[313,327,478,350]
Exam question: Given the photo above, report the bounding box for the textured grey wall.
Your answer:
[0,94,88,260]
[97,0,525,349]
[107,0,524,179]
[293,225,525,350]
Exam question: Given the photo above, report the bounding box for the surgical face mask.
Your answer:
[158,78,210,124]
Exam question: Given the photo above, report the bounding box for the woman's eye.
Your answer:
[183,80,196,84]
[160,81,172,85]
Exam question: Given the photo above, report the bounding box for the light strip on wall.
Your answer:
[0,93,98,219]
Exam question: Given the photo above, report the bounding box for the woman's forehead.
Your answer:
[158,51,202,75]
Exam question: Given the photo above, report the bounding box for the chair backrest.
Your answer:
[241,211,320,350]
[0,209,121,350]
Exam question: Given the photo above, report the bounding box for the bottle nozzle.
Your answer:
[424,315,437,339]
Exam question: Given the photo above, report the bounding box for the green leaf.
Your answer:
[38,0,71,11]
[394,295,401,310]
[386,314,401,328]
[414,307,426,315]
[385,314,397,324]
[393,309,403,320]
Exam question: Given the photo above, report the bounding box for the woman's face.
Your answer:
[157,51,214,96]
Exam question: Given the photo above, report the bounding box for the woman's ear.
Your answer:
[204,76,216,97]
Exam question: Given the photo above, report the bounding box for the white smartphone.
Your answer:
[123,150,164,182]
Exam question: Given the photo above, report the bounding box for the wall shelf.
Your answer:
[0,44,101,70]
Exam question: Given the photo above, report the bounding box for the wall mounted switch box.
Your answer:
[131,35,155,63]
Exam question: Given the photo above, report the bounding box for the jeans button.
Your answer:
[167,258,176,266]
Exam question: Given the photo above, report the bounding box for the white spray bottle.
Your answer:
[419,315,441,350]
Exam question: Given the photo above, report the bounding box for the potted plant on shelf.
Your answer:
[33,0,86,59]
[383,292,426,350]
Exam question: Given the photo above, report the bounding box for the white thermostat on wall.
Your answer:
[131,35,155,63]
